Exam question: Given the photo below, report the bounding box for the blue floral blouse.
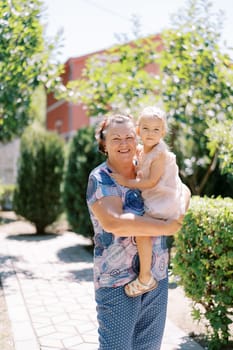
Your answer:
[86,161,168,290]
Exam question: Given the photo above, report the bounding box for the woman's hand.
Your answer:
[175,185,191,226]
[143,213,182,236]
[176,214,185,226]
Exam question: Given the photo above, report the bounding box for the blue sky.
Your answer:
[42,0,233,62]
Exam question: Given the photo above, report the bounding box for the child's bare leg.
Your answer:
[136,236,153,284]
[124,236,158,297]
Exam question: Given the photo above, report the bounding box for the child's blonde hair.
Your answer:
[138,106,168,134]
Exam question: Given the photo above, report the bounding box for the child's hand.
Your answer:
[137,170,143,180]
[111,173,128,187]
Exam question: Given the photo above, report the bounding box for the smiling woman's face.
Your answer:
[105,121,137,167]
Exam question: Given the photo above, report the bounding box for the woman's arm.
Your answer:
[90,195,181,237]
[111,154,165,190]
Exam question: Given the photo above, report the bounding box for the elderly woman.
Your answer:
[86,114,190,350]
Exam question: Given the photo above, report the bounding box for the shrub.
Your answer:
[13,125,65,234]
[63,126,105,239]
[0,184,15,210]
[173,196,233,349]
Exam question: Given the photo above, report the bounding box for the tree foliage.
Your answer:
[206,119,233,175]
[29,85,47,126]
[0,0,64,141]
[68,35,160,116]
[13,125,65,234]
[64,0,232,196]
[158,0,233,194]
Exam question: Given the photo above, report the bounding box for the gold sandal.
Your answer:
[124,276,158,298]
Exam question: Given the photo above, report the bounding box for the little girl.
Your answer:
[111,106,188,297]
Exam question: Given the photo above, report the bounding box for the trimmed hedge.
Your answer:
[13,126,65,234]
[173,196,233,349]
[63,126,105,238]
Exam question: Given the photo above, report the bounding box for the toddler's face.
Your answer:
[138,117,165,149]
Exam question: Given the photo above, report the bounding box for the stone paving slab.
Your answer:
[0,280,14,350]
[0,229,203,350]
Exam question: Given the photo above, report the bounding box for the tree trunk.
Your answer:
[195,151,219,195]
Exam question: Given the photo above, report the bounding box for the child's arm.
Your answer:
[111,153,165,190]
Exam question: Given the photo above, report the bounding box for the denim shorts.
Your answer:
[95,277,168,350]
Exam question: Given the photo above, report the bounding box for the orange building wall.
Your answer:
[71,105,89,130]
[47,103,70,134]
[46,52,94,138]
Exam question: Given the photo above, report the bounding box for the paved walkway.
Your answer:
[0,221,204,350]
